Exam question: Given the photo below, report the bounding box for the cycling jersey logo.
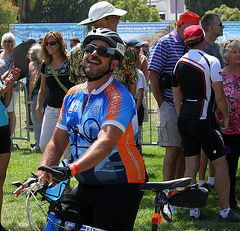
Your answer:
[68,118,100,158]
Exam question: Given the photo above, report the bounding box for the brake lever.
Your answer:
[12,181,22,188]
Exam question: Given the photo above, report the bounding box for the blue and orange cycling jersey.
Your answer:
[57,76,146,185]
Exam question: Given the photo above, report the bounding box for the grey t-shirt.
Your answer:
[205,41,224,68]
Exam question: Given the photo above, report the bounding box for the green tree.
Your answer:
[185,0,224,17]
[206,4,240,21]
[224,0,240,11]
[104,0,161,22]
[14,0,97,23]
[0,0,19,40]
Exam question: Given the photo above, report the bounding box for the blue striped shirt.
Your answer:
[148,30,188,105]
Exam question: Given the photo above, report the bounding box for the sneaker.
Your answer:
[164,204,176,215]
[30,142,37,148]
[31,146,41,151]
[190,211,209,221]
[219,210,240,222]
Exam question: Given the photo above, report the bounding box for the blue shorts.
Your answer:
[0,124,11,154]
[178,117,225,161]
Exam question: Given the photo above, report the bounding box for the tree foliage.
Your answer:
[0,0,19,39]
[11,0,160,24]
[13,0,97,23]
[206,4,240,21]
[185,0,224,17]
[102,0,161,22]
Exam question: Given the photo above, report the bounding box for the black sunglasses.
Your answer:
[213,22,223,27]
[45,41,58,46]
[84,44,115,58]
[3,40,13,43]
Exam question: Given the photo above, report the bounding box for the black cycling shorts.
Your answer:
[71,182,144,231]
[0,124,11,154]
[178,117,225,161]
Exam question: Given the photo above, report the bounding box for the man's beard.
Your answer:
[82,56,111,81]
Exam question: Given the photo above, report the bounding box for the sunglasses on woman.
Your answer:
[45,41,58,46]
[3,40,13,43]
[84,44,115,58]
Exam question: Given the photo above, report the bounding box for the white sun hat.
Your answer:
[78,1,127,25]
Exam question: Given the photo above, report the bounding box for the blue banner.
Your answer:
[215,21,240,42]
[12,22,172,50]
[13,23,86,52]
[117,22,171,41]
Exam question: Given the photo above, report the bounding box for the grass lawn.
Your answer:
[2,139,240,230]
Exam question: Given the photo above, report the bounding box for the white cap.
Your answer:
[78,1,127,25]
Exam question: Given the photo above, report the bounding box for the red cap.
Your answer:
[176,12,200,27]
[184,25,204,42]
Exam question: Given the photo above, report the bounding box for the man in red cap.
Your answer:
[148,11,199,214]
[172,25,240,222]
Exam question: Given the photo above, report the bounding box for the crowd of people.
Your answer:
[0,1,239,230]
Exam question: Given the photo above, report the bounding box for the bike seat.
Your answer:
[139,177,192,192]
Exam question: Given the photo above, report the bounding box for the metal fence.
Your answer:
[12,82,158,148]
[11,81,32,148]
[141,84,158,145]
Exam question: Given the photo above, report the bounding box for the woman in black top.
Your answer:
[36,31,74,157]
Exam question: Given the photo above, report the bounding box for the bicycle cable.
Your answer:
[24,183,71,231]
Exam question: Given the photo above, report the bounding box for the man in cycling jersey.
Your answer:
[14,28,147,231]
[172,25,240,222]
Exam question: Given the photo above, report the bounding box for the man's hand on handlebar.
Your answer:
[13,174,40,197]
[13,165,72,197]
[38,165,72,183]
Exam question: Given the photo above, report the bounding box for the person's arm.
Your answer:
[1,70,10,81]
[124,47,139,97]
[128,83,137,97]
[13,127,69,196]
[36,127,69,181]
[212,81,229,132]
[136,88,144,111]
[149,69,164,108]
[36,73,47,125]
[141,57,149,83]
[2,88,12,108]
[172,86,182,116]
[68,124,122,175]
[28,62,39,101]
[38,124,122,183]
[0,67,20,105]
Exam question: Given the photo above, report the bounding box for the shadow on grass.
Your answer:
[8,221,45,231]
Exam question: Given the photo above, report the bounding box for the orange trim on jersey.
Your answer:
[104,81,122,121]
[117,123,146,183]
[58,84,83,124]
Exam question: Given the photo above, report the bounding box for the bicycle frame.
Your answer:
[139,177,192,231]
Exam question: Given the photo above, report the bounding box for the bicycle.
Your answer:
[13,161,207,231]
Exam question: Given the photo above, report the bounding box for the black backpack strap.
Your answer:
[198,51,210,68]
